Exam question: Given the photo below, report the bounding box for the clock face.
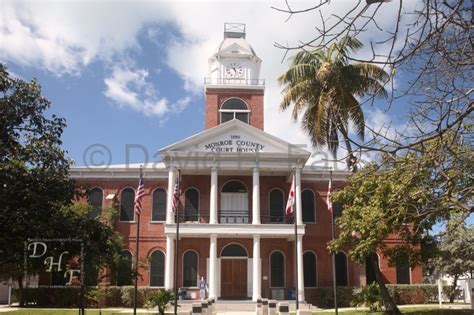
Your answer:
[225,62,244,78]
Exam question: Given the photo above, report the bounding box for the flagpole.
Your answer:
[329,169,338,315]
[133,166,143,315]
[293,169,299,310]
[294,209,299,310]
[173,170,180,315]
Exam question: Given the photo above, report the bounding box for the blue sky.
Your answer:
[0,0,423,168]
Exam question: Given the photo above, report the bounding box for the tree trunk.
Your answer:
[337,122,358,172]
[370,254,401,315]
[449,274,459,303]
[17,275,24,307]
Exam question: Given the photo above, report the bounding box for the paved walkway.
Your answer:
[0,302,471,314]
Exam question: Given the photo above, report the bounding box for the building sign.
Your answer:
[203,134,265,153]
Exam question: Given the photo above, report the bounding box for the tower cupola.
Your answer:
[204,23,265,130]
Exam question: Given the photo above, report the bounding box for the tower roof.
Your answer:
[212,23,261,61]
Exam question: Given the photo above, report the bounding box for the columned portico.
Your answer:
[210,167,218,224]
[296,235,305,302]
[164,235,174,290]
[166,166,178,224]
[252,167,260,224]
[252,235,261,301]
[209,234,218,299]
[295,167,303,225]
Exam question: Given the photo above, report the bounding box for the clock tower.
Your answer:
[204,23,264,130]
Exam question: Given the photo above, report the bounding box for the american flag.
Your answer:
[171,177,180,213]
[327,176,332,213]
[134,170,145,216]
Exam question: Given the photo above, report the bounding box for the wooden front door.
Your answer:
[221,259,247,299]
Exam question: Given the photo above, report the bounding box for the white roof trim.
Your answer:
[159,119,310,157]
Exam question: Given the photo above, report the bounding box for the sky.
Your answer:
[0,0,422,169]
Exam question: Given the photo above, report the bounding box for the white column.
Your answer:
[166,166,177,224]
[164,235,174,290]
[252,167,260,224]
[210,167,218,224]
[295,168,303,225]
[252,235,261,301]
[209,234,217,299]
[296,235,305,302]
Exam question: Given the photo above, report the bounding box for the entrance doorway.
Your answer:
[220,243,248,299]
[220,181,249,223]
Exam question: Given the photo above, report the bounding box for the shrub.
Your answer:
[307,287,355,308]
[351,284,383,312]
[146,289,175,315]
[120,286,147,308]
[13,287,81,307]
[387,284,438,305]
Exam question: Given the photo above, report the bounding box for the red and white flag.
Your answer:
[285,175,295,216]
[327,177,332,213]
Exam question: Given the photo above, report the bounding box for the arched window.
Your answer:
[87,187,103,218]
[365,253,379,285]
[184,188,199,221]
[120,188,135,222]
[269,189,284,223]
[303,251,317,287]
[396,263,410,284]
[152,188,167,221]
[222,181,247,193]
[335,252,348,286]
[183,251,198,287]
[333,203,344,219]
[219,98,250,124]
[302,190,315,223]
[117,250,133,286]
[150,250,165,287]
[270,251,285,288]
[221,244,248,257]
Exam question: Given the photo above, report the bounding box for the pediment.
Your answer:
[220,42,253,56]
[159,119,310,157]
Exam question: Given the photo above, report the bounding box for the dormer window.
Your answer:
[220,98,250,124]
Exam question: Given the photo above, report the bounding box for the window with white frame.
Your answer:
[219,98,250,124]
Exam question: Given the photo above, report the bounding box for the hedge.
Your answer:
[305,284,438,308]
[14,284,439,308]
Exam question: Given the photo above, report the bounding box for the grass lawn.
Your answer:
[1,310,121,315]
[293,308,474,315]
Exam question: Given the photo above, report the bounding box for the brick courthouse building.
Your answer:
[70,24,422,304]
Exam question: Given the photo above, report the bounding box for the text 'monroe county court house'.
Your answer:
[70,23,422,304]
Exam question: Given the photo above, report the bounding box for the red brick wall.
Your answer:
[205,88,264,130]
[73,175,422,289]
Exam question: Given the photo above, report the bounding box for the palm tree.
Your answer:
[278,36,389,171]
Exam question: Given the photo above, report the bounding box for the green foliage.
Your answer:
[146,289,176,315]
[0,64,76,282]
[307,287,355,308]
[430,225,474,302]
[0,65,123,304]
[120,286,147,308]
[101,206,119,226]
[278,36,389,170]
[329,134,473,267]
[13,288,82,307]
[351,284,383,312]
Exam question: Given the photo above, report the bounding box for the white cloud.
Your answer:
[0,0,422,167]
[104,66,190,117]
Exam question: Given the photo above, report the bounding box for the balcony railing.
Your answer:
[204,78,265,86]
[172,212,295,224]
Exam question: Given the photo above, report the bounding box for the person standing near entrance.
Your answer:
[199,276,207,299]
